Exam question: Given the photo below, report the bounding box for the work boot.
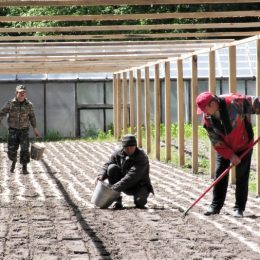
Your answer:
[204,206,220,216]
[10,161,16,173]
[233,209,243,218]
[22,164,29,174]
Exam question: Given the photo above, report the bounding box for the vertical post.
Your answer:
[129,71,135,134]
[123,72,128,134]
[154,64,161,160]
[145,66,151,153]
[117,73,122,140]
[229,45,237,184]
[191,55,198,173]
[177,59,185,166]
[209,50,216,178]
[113,74,118,139]
[165,61,171,161]
[256,39,260,196]
[137,69,142,147]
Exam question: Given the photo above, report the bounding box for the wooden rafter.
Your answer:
[1,22,260,33]
[1,11,260,22]
[1,0,260,7]
[0,39,230,47]
[0,32,258,41]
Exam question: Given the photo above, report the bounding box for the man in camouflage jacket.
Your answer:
[97,134,154,209]
[0,85,41,174]
[196,91,260,218]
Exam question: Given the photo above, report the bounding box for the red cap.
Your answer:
[196,91,214,114]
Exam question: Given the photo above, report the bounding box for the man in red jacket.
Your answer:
[196,91,260,218]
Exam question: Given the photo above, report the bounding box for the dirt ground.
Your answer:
[1,140,260,260]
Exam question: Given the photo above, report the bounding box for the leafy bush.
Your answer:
[45,130,62,141]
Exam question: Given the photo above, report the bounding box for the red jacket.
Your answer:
[203,93,260,159]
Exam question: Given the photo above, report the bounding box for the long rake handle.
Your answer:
[183,136,260,217]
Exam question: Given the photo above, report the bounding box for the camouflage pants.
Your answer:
[8,128,30,164]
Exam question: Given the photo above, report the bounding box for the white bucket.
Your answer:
[31,142,45,160]
[91,180,120,209]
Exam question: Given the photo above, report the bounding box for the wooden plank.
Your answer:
[0,39,231,47]
[0,66,122,73]
[191,55,198,173]
[113,74,118,139]
[229,45,237,184]
[129,71,135,134]
[0,49,192,56]
[1,0,260,7]
[177,59,185,166]
[123,72,128,135]
[257,39,260,196]
[209,50,216,179]
[1,22,260,33]
[0,61,148,69]
[0,39,230,50]
[0,31,257,41]
[154,64,161,160]
[1,11,260,22]
[165,61,171,162]
[145,66,151,154]
[136,69,142,148]
[117,73,122,140]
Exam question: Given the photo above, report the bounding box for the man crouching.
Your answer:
[96,134,154,209]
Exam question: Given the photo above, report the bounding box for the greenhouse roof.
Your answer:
[0,1,259,78]
[0,39,257,80]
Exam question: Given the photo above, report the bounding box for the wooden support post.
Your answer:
[256,39,260,196]
[177,59,185,166]
[113,74,118,139]
[191,55,198,173]
[229,45,237,184]
[209,50,216,179]
[117,73,122,140]
[129,71,135,134]
[123,72,128,135]
[136,69,142,147]
[154,64,161,160]
[145,66,151,154]
[165,61,171,161]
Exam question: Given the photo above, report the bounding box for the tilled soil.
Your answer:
[0,140,260,260]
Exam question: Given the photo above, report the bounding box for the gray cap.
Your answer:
[122,134,137,147]
[16,85,26,92]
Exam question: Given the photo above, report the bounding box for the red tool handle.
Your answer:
[183,136,260,217]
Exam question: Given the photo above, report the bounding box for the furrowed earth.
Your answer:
[0,140,260,260]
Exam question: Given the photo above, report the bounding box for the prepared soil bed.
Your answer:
[0,140,260,259]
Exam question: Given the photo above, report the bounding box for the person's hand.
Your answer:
[95,175,104,186]
[230,154,241,166]
[33,128,41,138]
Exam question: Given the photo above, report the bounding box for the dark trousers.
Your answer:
[107,164,149,207]
[8,128,30,165]
[211,149,253,212]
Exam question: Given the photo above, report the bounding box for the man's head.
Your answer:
[122,134,137,155]
[16,85,27,102]
[196,91,218,115]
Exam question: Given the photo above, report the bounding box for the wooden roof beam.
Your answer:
[1,0,260,7]
[0,39,232,47]
[1,11,260,22]
[0,32,258,41]
[1,22,260,33]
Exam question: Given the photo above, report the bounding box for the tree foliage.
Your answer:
[0,4,259,39]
